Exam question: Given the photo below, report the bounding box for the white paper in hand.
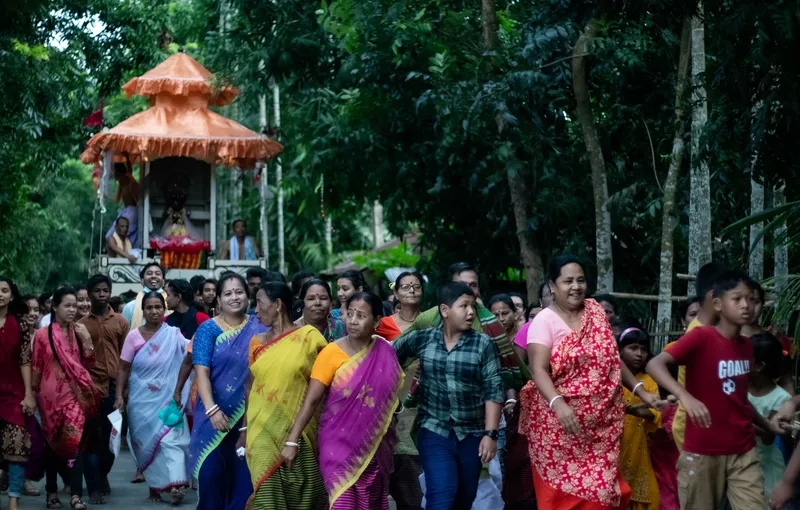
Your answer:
[107,410,123,457]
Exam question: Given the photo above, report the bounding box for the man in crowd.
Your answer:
[245,268,269,311]
[390,263,528,509]
[122,262,167,329]
[79,274,129,501]
[393,282,503,509]
[220,219,260,260]
[105,216,137,263]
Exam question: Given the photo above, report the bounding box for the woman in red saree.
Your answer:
[0,277,37,510]
[283,292,403,509]
[32,286,100,510]
[520,255,661,509]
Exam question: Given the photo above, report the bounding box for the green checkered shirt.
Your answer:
[393,326,504,440]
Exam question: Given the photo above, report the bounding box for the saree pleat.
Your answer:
[246,325,328,510]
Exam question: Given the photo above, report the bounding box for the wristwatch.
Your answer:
[483,429,499,441]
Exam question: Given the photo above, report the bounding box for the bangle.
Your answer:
[239,426,247,432]
[505,399,517,405]
[285,441,299,448]
[549,395,564,410]
[205,404,219,416]
[632,382,645,395]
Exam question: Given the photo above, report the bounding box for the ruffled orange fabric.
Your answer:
[122,53,238,106]
[80,94,282,169]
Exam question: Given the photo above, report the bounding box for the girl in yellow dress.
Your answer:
[617,322,661,510]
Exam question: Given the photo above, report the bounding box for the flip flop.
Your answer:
[23,482,41,496]
[130,473,146,484]
[169,488,185,506]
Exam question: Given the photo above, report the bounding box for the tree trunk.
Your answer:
[688,5,711,296]
[481,0,545,300]
[272,80,285,274]
[747,100,766,280]
[258,91,270,267]
[749,178,764,279]
[481,0,499,52]
[573,20,614,292]
[372,200,384,249]
[656,19,692,336]
[508,165,546,303]
[774,183,788,292]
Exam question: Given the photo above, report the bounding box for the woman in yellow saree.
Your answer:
[242,282,328,510]
[283,292,403,509]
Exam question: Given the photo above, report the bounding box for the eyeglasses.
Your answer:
[399,284,422,292]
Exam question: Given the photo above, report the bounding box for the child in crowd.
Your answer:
[665,261,728,450]
[617,322,661,510]
[648,270,783,509]
[748,332,792,507]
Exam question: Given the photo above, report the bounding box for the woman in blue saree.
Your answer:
[189,272,266,510]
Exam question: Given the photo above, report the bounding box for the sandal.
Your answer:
[169,488,185,506]
[23,480,41,496]
[47,495,63,508]
[70,495,87,510]
[131,472,145,484]
[89,491,105,504]
[147,490,162,503]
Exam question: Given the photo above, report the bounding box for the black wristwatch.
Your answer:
[483,429,499,441]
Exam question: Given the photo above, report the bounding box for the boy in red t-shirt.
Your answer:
[648,270,783,509]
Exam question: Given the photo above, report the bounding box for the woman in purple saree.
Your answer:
[283,292,403,509]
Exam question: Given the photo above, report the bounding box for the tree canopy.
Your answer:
[3,0,800,325]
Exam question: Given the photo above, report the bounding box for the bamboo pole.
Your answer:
[609,292,688,302]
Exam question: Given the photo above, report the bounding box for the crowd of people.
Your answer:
[1,256,800,510]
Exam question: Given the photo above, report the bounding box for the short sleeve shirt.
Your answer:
[514,322,530,350]
[191,320,224,368]
[526,308,573,351]
[310,343,351,386]
[665,326,755,456]
[119,329,147,363]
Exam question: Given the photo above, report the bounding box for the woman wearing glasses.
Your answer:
[376,272,423,342]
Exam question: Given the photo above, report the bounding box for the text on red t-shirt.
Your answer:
[664,325,754,456]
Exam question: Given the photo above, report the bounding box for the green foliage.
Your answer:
[352,244,422,276]
[5,0,800,317]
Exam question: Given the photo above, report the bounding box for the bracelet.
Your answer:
[205,404,219,416]
[549,395,564,410]
[632,382,645,395]
[285,441,299,448]
[239,426,247,432]
[505,399,517,405]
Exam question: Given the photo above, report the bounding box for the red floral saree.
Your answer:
[520,299,627,508]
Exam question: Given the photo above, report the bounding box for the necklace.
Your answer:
[346,335,370,354]
[220,315,247,331]
[396,310,419,323]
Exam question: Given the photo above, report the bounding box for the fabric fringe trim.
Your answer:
[122,77,239,106]
[80,133,282,169]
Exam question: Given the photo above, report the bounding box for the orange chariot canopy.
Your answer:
[80,53,281,169]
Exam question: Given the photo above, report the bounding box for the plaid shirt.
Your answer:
[393,326,504,440]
